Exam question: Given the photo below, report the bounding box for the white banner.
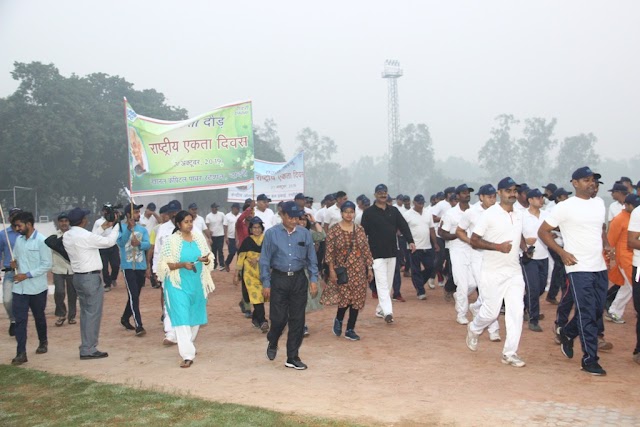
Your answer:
[227,152,305,202]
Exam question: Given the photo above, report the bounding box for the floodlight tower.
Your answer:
[381,60,403,190]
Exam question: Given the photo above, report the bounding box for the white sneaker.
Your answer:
[489,331,502,342]
[375,310,384,318]
[466,324,478,351]
[502,353,526,367]
[605,311,625,324]
[456,315,469,325]
[417,294,427,300]
[427,278,436,289]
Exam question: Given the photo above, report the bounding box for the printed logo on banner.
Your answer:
[126,107,137,122]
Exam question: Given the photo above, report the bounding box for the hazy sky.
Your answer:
[2,1,638,165]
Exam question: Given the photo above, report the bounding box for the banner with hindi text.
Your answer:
[227,152,304,202]
[125,99,254,196]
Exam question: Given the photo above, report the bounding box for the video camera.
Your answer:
[103,203,123,222]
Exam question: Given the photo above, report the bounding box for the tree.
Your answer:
[478,114,519,182]
[551,133,600,184]
[254,118,285,162]
[517,117,557,184]
[295,127,347,197]
[0,61,187,215]
[393,123,436,196]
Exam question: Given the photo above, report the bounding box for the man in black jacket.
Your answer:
[361,184,415,324]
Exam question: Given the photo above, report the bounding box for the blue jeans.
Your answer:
[13,290,48,354]
[522,258,549,323]
[410,249,435,296]
[563,271,608,365]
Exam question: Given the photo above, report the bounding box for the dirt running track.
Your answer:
[1,270,639,426]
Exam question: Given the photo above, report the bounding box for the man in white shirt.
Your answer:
[92,204,121,291]
[255,194,276,231]
[456,184,501,342]
[223,203,240,272]
[521,189,550,332]
[316,194,335,226]
[139,202,159,230]
[324,191,348,232]
[542,183,557,211]
[432,187,455,286]
[188,203,211,246]
[607,182,628,223]
[403,194,438,300]
[440,184,475,324]
[355,197,370,226]
[538,166,611,376]
[466,177,527,368]
[205,203,227,270]
[625,197,640,365]
[294,193,314,215]
[63,207,119,360]
[513,184,530,212]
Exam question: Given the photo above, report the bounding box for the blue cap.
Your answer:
[620,176,632,184]
[231,203,240,209]
[624,194,640,208]
[57,211,69,221]
[608,183,629,193]
[257,194,271,202]
[571,166,601,181]
[325,193,336,201]
[147,202,156,211]
[374,183,388,193]
[526,188,544,199]
[340,201,356,212]
[517,183,530,193]
[249,216,263,225]
[362,197,371,206]
[455,184,474,194]
[444,186,456,195]
[414,194,426,204]
[294,193,305,200]
[188,203,198,209]
[476,184,497,196]
[402,195,410,201]
[396,194,404,200]
[542,183,557,192]
[497,177,519,190]
[9,207,22,216]
[281,201,304,218]
[356,194,366,202]
[435,191,445,199]
[68,207,91,225]
[552,187,572,199]
[167,200,182,212]
[159,205,169,214]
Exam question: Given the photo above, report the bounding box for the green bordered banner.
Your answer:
[125,98,254,196]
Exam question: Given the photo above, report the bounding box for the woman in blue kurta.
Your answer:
[158,211,214,368]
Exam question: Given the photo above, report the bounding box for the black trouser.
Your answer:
[410,249,435,296]
[336,305,359,330]
[522,258,549,324]
[267,270,308,359]
[211,236,225,268]
[392,252,402,298]
[632,267,640,355]
[443,248,456,293]
[547,248,566,301]
[253,303,266,324]
[398,236,410,272]
[13,290,48,354]
[53,273,77,320]
[224,238,237,268]
[432,237,446,279]
[122,269,145,328]
[99,246,120,287]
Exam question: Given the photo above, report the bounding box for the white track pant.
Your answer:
[175,325,200,360]
[163,305,176,342]
[469,268,524,356]
[609,267,633,318]
[450,246,477,318]
[373,257,396,316]
[470,251,499,335]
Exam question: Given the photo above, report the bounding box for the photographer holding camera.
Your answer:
[92,203,122,291]
[63,207,120,360]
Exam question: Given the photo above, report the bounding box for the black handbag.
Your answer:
[334,225,356,286]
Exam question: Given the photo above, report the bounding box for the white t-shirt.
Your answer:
[315,207,327,225]
[522,209,550,260]
[193,215,207,235]
[545,196,606,273]
[473,204,523,274]
[139,214,157,230]
[205,211,226,237]
[628,207,640,267]
[431,200,452,238]
[514,201,527,212]
[608,201,624,223]
[225,212,239,239]
[397,205,408,214]
[403,208,434,250]
[544,199,556,211]
[458,203,485,237]
[255,208,275,230]
[440,204,468,251]
[324,205,342,229]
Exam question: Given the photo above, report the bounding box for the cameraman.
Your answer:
[63,207,119,360]
[93,204,121,291]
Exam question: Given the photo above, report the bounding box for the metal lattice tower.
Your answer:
[381,60,403,190]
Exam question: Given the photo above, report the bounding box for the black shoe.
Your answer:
[285,357,308,370]
[11,352,27,365]
[384,314,394,324]
[252,319,261,329]
[104,285,111,292]
[332,319,342,337]
[266,342,278,361]
[581,362,606,376]
[559,327,574,359]
[120,318,135,330]
[135,327,146,337]
[9,322,15,337]
[36,341,48,354]
[80,351,109,360]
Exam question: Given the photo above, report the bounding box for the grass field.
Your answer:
[0,365,358,426]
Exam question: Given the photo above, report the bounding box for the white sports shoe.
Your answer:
[502,353,526,367]
[375,310,384,318]
[417,294,427,300]
[427,278,436,289]
[456,315,469,325]
[466,324,478,351]
[489,331,502,342]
